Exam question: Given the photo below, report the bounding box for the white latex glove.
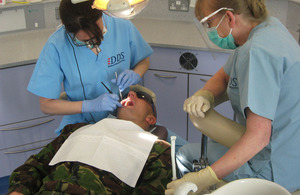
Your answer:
[165,166,222,195]
[183,90,214,118]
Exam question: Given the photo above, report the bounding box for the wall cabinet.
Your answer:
[143,46,233,143]
[0,64,62,177]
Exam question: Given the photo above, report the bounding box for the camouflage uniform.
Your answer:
[8,123,172,195]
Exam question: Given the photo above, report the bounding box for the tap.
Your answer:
[192,134,208,172]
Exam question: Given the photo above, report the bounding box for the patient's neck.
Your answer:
[116,117,149,131]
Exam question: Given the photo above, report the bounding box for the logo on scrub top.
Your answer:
[229,77,238,88]
[108,52,125,67]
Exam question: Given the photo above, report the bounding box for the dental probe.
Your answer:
[101,82,113,94]
[115,72,123,100]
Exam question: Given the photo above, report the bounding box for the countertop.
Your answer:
[0,17,228,69]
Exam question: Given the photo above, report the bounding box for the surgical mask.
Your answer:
[207,14,237,50]
[198,7,237,50]
[207,28,237,49]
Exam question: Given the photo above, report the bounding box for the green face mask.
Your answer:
[207,28,237,49]
[206,13,237,50]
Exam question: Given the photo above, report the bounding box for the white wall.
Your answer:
[266,0,288,25]
[138,0,290,23]
[136,0,299,42]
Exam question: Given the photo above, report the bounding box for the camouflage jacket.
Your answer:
[8,123,172,195]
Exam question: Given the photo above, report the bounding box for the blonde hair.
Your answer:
[195,0,268,23]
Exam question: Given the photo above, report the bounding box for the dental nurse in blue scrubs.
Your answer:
[166,0,300,194]
[27,0,153,135]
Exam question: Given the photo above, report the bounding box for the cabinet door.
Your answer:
[187,74,234,143]
[0,115,61,177]
[0,115,60,150]
[0,64,47,125]
[143,70,188,140]
[0,138,54,177]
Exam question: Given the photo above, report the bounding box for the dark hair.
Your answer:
[59,0,103,46]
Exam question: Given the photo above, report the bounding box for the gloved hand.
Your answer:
[111,70,142,91]
[183,90,214,118]
[82,93,121,113]
[165,166,222,195]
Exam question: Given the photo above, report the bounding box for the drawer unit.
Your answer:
[0,64,47,125]
[143,46,233,143]
[0,115,61,177]
[0,116,59,150]
[0,64,62,177]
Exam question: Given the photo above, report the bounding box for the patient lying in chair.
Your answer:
[8,90,172,195]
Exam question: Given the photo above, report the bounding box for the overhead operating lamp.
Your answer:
[71,0,149,19]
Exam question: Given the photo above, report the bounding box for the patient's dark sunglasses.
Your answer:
[123,91,156,116]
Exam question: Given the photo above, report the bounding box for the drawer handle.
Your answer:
[154,73,177,79]
[0,118,55,131]
[200,78,208,82]
[4,146,45,154]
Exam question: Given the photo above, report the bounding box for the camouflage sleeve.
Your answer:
[8,123,88,195]
[132,139,173,195]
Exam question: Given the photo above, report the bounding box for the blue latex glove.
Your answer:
[111,70,141,91]
[82,93,121,113]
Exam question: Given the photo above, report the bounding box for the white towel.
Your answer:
[49,118,157,187]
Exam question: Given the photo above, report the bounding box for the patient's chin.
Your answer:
[116,107,132,120]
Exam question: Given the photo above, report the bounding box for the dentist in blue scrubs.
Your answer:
[27,0,152,135]
[166,0,300,194]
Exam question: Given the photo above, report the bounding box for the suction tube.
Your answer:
[171,136,177,181]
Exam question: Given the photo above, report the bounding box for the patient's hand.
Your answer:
[9,192,24,195]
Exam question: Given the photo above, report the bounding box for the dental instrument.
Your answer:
[101,82,113,94]
[171,136,177,181]
[115,72,123,100]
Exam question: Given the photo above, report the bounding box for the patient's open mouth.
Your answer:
[121,98,134,107]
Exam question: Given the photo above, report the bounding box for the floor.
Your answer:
[0,176,9,195]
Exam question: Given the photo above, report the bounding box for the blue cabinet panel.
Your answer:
[143,70,188,140]
[145,47,231,143]
[149,46,230,75]
[0,64,46,125]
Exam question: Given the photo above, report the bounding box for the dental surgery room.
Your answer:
[1,0,300,194]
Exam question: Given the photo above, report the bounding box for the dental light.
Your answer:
[71,0,149,19]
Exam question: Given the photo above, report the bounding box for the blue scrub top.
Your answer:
[224,17,300,192]
[27,14,153,134]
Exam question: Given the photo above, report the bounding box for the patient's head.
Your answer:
[117,91,157,131]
